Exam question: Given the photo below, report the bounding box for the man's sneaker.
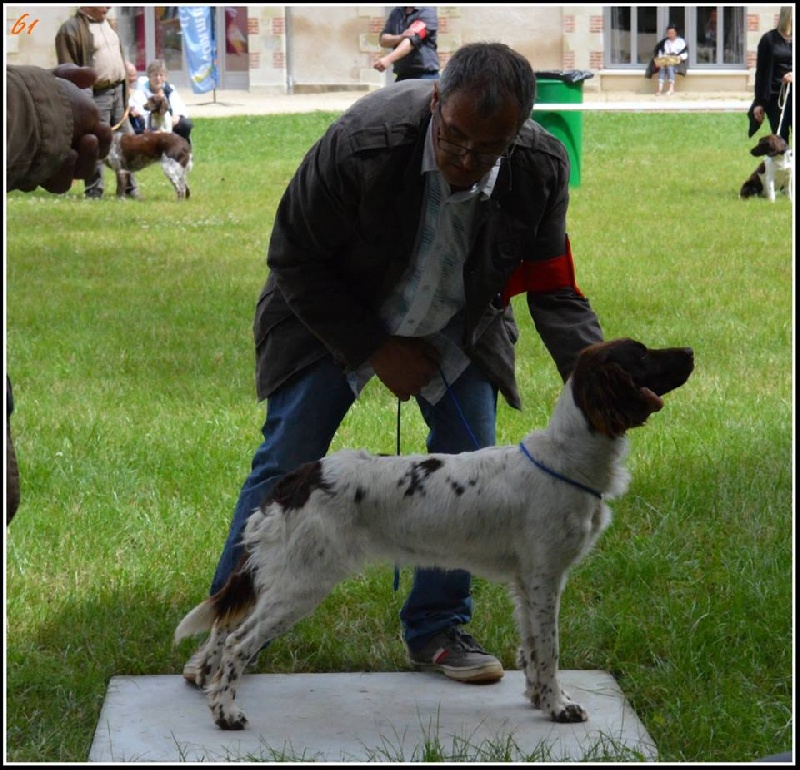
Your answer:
[408,627,504,683]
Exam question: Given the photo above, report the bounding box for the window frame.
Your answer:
[605,5,746,69]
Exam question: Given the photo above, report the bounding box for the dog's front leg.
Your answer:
[115,170,129,198]
[766,162,777,202]
[526,572,588,723]
[512,577,539,704]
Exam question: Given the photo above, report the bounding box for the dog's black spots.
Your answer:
[401,458,444,497]
[354,487,366,503]
[267,461,332,511]
[448,477,466,496]
[317,548,325,559]
[419,458,444,475]
[468,478,478,487]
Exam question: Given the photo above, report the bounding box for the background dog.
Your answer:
[175,337,694,731]
[143,91,173,133]
[739,134,793,202]
[104,132,192,200]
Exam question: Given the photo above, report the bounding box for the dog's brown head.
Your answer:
[571,338,694,438]
[750,134,788,158]
[145,92,170,116]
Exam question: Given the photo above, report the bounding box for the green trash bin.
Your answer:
[531,70,593,187]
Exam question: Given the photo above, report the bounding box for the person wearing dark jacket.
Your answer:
[6,62,112,524]
[181,43,604,687]
[374,6,439,81]
[748,6,793,141]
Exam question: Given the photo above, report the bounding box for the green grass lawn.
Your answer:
[4,111,793,762]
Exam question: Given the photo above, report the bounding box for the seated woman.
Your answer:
[645,24,689,96]
[130,59,194,144]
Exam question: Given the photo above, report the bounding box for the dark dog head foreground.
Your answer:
[571,338,694,438]
[750,134,789,158]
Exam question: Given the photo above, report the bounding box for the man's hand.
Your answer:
[368,336,440,401]
[753,105,766,124]
[43,65,113,194]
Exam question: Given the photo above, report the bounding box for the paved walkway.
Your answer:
[182,87,753,119]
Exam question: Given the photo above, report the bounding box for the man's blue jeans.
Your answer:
[210,355,497,651]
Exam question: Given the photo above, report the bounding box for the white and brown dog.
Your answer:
[175,338,694,730]
[739,134,793,202]
[104,131,192,200]
[143,91,174,133]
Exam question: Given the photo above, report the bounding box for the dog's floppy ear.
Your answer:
[571,360,663,438]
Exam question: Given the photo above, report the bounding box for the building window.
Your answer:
[607,6,745,68]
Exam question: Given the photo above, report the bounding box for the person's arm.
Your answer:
[55,25,79,65]
[374,38,413,72]
[6,64,111,193]
[507,138,604,381]
[167,86,189,120]
[379,31,406,49]
[129,76,149,117]
[753,33,774,109]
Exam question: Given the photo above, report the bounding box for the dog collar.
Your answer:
[519,442,603,499]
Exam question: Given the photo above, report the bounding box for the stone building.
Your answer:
[6,5,783,96]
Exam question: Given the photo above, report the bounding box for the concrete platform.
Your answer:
[89,670,658,763]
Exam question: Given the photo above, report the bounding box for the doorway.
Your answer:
[116,5,249,90]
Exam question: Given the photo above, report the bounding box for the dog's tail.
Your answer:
[174,560,258,645]
[174,599,216,644]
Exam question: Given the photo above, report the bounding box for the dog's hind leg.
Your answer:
[191,620,236,689]
[205,578,344,730]
[520,571,588,723]
[161,157,187,199]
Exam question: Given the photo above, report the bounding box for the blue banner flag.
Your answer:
[179,6,219,93]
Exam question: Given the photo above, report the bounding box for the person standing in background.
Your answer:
[749,6,793,142]
[374,6,439,81]
[55,6,140,199]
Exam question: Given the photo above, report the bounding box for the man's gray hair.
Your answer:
[439,43,536,129]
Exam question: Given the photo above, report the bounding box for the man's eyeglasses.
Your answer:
[435,106,516,166]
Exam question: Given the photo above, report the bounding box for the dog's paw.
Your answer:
[552,703,589,723]
[213,703,248,730]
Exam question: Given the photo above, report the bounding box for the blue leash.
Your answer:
[392,366,481,592]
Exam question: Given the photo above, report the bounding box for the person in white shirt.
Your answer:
[130,59,193,144]
[653,24,689,96]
